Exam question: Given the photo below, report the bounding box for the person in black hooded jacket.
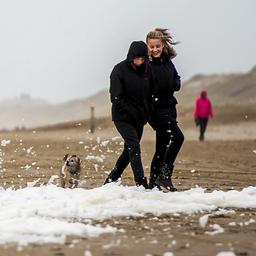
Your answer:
[103,41,151,188]
[146,28,184,191]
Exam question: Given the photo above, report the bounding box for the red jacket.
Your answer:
[194,91,213,119]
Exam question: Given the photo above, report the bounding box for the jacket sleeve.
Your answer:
[208,99,213,118]
[170,61,181,91]
[147,66,156,114]
[194,99,200,118]
[109,65,128,114]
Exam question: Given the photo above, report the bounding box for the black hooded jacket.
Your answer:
[110,41,151,125]
[149,55,181,128]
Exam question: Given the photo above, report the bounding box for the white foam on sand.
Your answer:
[0,184,256,245]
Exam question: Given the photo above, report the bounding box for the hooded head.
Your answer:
[126,41,148,63]
[200,90,207,99]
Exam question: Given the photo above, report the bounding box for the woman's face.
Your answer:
[147,38,164,58]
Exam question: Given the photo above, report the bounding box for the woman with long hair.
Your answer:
[146,28,184,191]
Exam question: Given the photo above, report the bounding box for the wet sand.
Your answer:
[0,121,256,256]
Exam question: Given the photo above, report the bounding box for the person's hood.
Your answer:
[126,41,148,62]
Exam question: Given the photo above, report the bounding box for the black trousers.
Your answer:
[110,121,145,182]
[199,118,208,141]
[150,123,184,180]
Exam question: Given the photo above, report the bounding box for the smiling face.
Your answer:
[147,38,164,58]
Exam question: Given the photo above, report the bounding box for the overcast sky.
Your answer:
[0,0,255,103]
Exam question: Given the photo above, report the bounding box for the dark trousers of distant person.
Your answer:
[199,118,208,141]
[105,121,146,185]
[150,123,184,184]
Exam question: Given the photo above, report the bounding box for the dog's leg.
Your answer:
[68,178,75,189]
[60,173,66,188]
[69,175,79,189]
[70,181,78,189]
[61,164,67,179]
[74,173,80,188]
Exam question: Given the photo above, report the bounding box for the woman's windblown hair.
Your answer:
[146,28,179,59]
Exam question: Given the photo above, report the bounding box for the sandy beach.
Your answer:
[0,115,255,256]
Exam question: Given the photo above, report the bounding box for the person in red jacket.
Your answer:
[194,90,213,141]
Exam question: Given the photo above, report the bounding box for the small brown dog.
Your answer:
[60,154,81,188]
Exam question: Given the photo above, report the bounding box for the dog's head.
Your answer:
[63,154,81,173]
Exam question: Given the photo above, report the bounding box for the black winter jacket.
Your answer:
[110,41,151,125]
[149,55,181,129]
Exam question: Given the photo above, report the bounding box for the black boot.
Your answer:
[103,168,120,185]
[155,164,177,192]
[148,175,157,189]
[135,177,149,189]
[148,174,162,190]
[199,134,204,141]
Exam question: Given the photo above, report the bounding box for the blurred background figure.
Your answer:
[194,90,213,141]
